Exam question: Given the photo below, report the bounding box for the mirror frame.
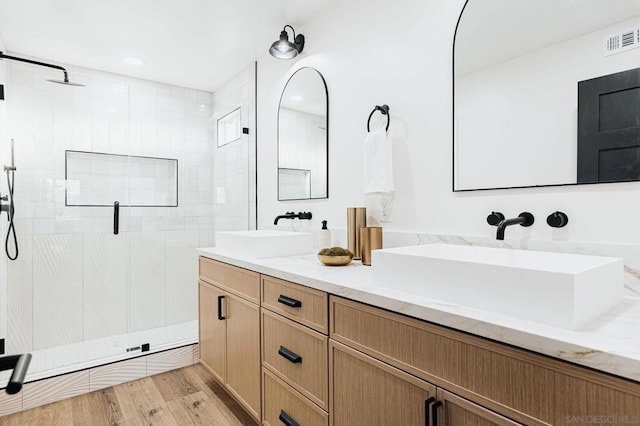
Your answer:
[452,0,640,192]
[277,66,329,201]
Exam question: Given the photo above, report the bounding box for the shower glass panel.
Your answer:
[0,56,222,384]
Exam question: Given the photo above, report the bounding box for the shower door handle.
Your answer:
[113,201,120,235]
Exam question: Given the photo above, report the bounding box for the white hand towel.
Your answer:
[364,128,394,194]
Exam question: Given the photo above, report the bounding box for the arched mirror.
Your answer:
[454,0,640,191]
[278,67,328,200]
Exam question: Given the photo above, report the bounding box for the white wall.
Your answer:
[257,0,640,244]
[456,16,640,190]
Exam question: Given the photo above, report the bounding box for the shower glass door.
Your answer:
[1,58,214,384]
[2,63,135,380]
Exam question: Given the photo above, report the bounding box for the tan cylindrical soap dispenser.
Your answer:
[361,227,383,266]
[347,207,366,259]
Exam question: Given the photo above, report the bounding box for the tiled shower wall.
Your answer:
[3,55,218,363]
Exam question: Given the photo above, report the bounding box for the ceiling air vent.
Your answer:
[604,27,640,56]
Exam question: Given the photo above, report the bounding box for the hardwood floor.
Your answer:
[0,364,259,426]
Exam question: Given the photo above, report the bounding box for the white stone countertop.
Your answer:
[197,247,640,382]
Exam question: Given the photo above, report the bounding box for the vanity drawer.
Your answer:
[198,257,260,303]
[262,275,328,334]
[262,309,328,410]
[263,368,328,426]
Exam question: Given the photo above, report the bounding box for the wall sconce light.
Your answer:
[269,25,305,59]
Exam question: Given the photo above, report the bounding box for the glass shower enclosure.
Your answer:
[0,56,256,385]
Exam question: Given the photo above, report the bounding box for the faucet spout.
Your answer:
[495,212,534,240]
[274,212,295,225]
[273,211,313,225]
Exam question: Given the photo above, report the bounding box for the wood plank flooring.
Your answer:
[0,364,258,426]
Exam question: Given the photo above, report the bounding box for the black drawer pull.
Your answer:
[279,410,300,426]
[278,346,302,364]
[425,397,435,426]
[217,295,225,320]
[278,295,302,308]
[432,400,442,426]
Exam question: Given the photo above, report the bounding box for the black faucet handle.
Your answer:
[547,211,568,228]
[298,211,312,220]
[486,211,505,226]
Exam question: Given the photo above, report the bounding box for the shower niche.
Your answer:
[65,150,178,207]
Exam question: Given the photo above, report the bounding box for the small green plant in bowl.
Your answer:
[318,247,354,266]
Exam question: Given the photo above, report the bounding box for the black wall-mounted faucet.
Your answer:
[274,211,313,225]
[495,212,534,240]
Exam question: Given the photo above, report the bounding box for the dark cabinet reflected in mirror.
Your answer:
[453,0,640,191]
[278,67,328,200]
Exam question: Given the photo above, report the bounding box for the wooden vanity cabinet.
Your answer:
[198,258,261,422]
[330,295,640,425]
[196,258,640,425]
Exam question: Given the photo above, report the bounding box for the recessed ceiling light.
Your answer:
[121,56,144,67]
[291,95,304,101]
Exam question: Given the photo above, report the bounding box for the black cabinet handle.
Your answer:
[278,295,302,308]
[217,295,225,320]
[113,201,119,235]
[432,400,442,426]
[425,397,435,426]
[278,346,302,364]
[279,410,300,426]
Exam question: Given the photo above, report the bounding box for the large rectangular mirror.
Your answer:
[454,0,640,191]
[278,67,328,200]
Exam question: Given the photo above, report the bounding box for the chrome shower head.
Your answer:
[46,79,86,87]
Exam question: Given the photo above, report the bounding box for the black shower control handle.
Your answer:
[547,211,569,228]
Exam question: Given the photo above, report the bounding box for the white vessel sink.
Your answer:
[215,230,314,258]
[371,243,624,329]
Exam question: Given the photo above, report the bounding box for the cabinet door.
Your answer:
[226,293,261,421]
[330,341,436,426]
[198,281,226,382]
[436,389,522,426]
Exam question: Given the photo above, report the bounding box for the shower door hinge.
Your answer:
[0,338,5,355]
[0,84,4,101]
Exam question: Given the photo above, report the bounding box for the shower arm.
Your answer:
[0,51,69,83]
